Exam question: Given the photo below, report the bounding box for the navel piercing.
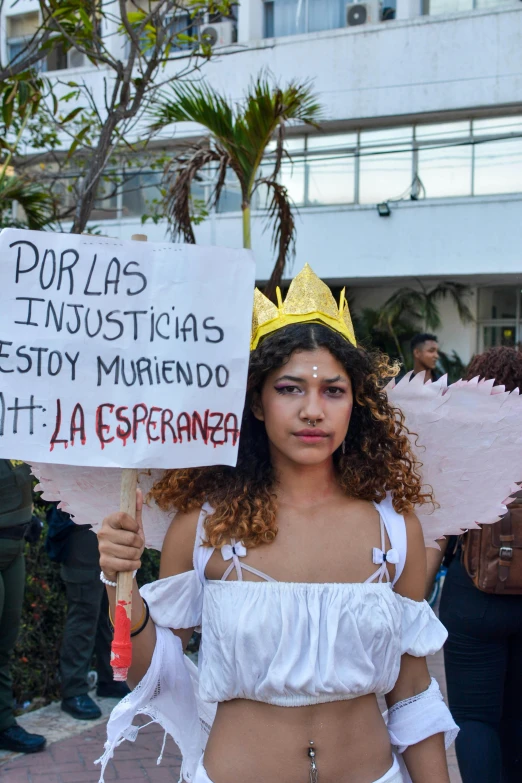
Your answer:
[307,419,317,427]
[308,741,318,783]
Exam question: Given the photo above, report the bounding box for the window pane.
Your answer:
[417,145,472,197]
[475,0,515,9]
[307,156,354,205]
[307,132,357,151]
[427,0,473,14]
[91,176,119,220]
[478,288,518,320]
[270,0,305,37]
[216,171,242,213]
[473,116,522,136]
[360,127,412,147]
[416,121,470,141]
[483,325,516,349]
[280,157,306,205]
[307,0,345,33]
[358,149,412,204]
[474,138,522,195]
[121,172,162,217]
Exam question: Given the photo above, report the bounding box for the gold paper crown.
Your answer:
[251,264,356,350]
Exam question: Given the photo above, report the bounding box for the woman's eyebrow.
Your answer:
[274,374,347,384]
[274,374,306,383]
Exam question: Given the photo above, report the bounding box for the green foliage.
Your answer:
[0,176,56,230]
[152,75,323,294]
[12,525,67,706]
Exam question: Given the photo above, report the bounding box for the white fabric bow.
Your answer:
[372,547,400,566]
[221,542,247,561]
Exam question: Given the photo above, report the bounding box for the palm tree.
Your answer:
[151,76,323,298]
[0,175,55,230]
[375,280,474,364]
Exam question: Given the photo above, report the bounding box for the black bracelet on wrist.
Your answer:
[130,598,150,638]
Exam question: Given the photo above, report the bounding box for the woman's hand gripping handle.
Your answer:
[98,489,156,686]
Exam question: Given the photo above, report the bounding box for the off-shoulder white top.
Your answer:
[140,495,447,708]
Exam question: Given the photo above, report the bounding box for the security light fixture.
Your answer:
[377,202,391,217]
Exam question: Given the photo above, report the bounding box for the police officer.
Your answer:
[46,506,128,720]
[0,460,46,754]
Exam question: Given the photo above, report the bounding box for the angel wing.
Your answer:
[387,372,522,546]
[30,462,171,551]
[31,372,522,550]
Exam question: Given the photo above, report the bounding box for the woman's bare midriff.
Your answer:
[203,693,393,783]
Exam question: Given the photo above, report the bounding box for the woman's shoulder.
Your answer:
[159,507,203,579]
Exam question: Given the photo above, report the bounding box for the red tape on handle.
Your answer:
[111,602,132,671]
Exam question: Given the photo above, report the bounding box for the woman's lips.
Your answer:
[293,429,330,443]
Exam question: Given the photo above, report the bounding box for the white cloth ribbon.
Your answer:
[221,542,247,561]
[372,547,400,566]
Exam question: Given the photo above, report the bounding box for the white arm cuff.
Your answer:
[386,677,459,754]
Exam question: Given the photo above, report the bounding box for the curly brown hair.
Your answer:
[150,324,433,548]
[466,345,522,392]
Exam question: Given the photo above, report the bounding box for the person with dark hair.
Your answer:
[95,266,457,783]
[429,345,522,783]
[0,460,46,754]
[410,333,440,382]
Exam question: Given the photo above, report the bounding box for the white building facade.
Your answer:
[3,0,522,362]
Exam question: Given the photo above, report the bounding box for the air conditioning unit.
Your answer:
[200,20,235,47]
[346,0,381,26]
[68,49,86,68]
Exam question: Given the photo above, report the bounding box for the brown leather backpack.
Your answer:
[462,493,522,594]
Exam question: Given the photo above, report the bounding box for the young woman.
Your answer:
[97,268,457,783]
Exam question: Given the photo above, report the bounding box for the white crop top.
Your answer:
[140,494,447,708]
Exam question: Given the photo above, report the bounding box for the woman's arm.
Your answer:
[98,490,199,686]
[385,512,450,783]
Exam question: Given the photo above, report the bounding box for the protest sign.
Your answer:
[0,229,255,469]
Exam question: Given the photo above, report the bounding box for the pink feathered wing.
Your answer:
[30,372,522,549]
[387,372,522,546]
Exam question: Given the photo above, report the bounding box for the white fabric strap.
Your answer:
[220,538,275,583]
[372,495,407,586]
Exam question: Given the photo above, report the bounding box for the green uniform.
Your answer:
[59,525,113,698]
[0,460,33,732]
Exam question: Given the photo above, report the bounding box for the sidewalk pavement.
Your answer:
[0,650,461,783]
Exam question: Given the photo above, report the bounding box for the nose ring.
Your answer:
[307,419,317,427]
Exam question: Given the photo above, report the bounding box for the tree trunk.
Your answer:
[70,112,121,234]
[242,204,251,249]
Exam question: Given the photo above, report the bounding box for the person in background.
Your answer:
[426,345,522,783]
[46,506,129,720]
[0,460,46,754]
[411,333,440,382]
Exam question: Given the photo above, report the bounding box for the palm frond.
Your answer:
[162,145,224,242]
[258,178,296,300]
[151,75,322,201]
[429,282,474,324]
[0,175,55,230]
[378,287,424,329]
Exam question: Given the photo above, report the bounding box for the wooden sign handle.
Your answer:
[110,233,147,681]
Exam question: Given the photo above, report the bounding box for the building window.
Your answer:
[263,0,394,38]
[6,13,40,66]
[270,113,522,209]
[426,0,514,15]
[478,287,521,350]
